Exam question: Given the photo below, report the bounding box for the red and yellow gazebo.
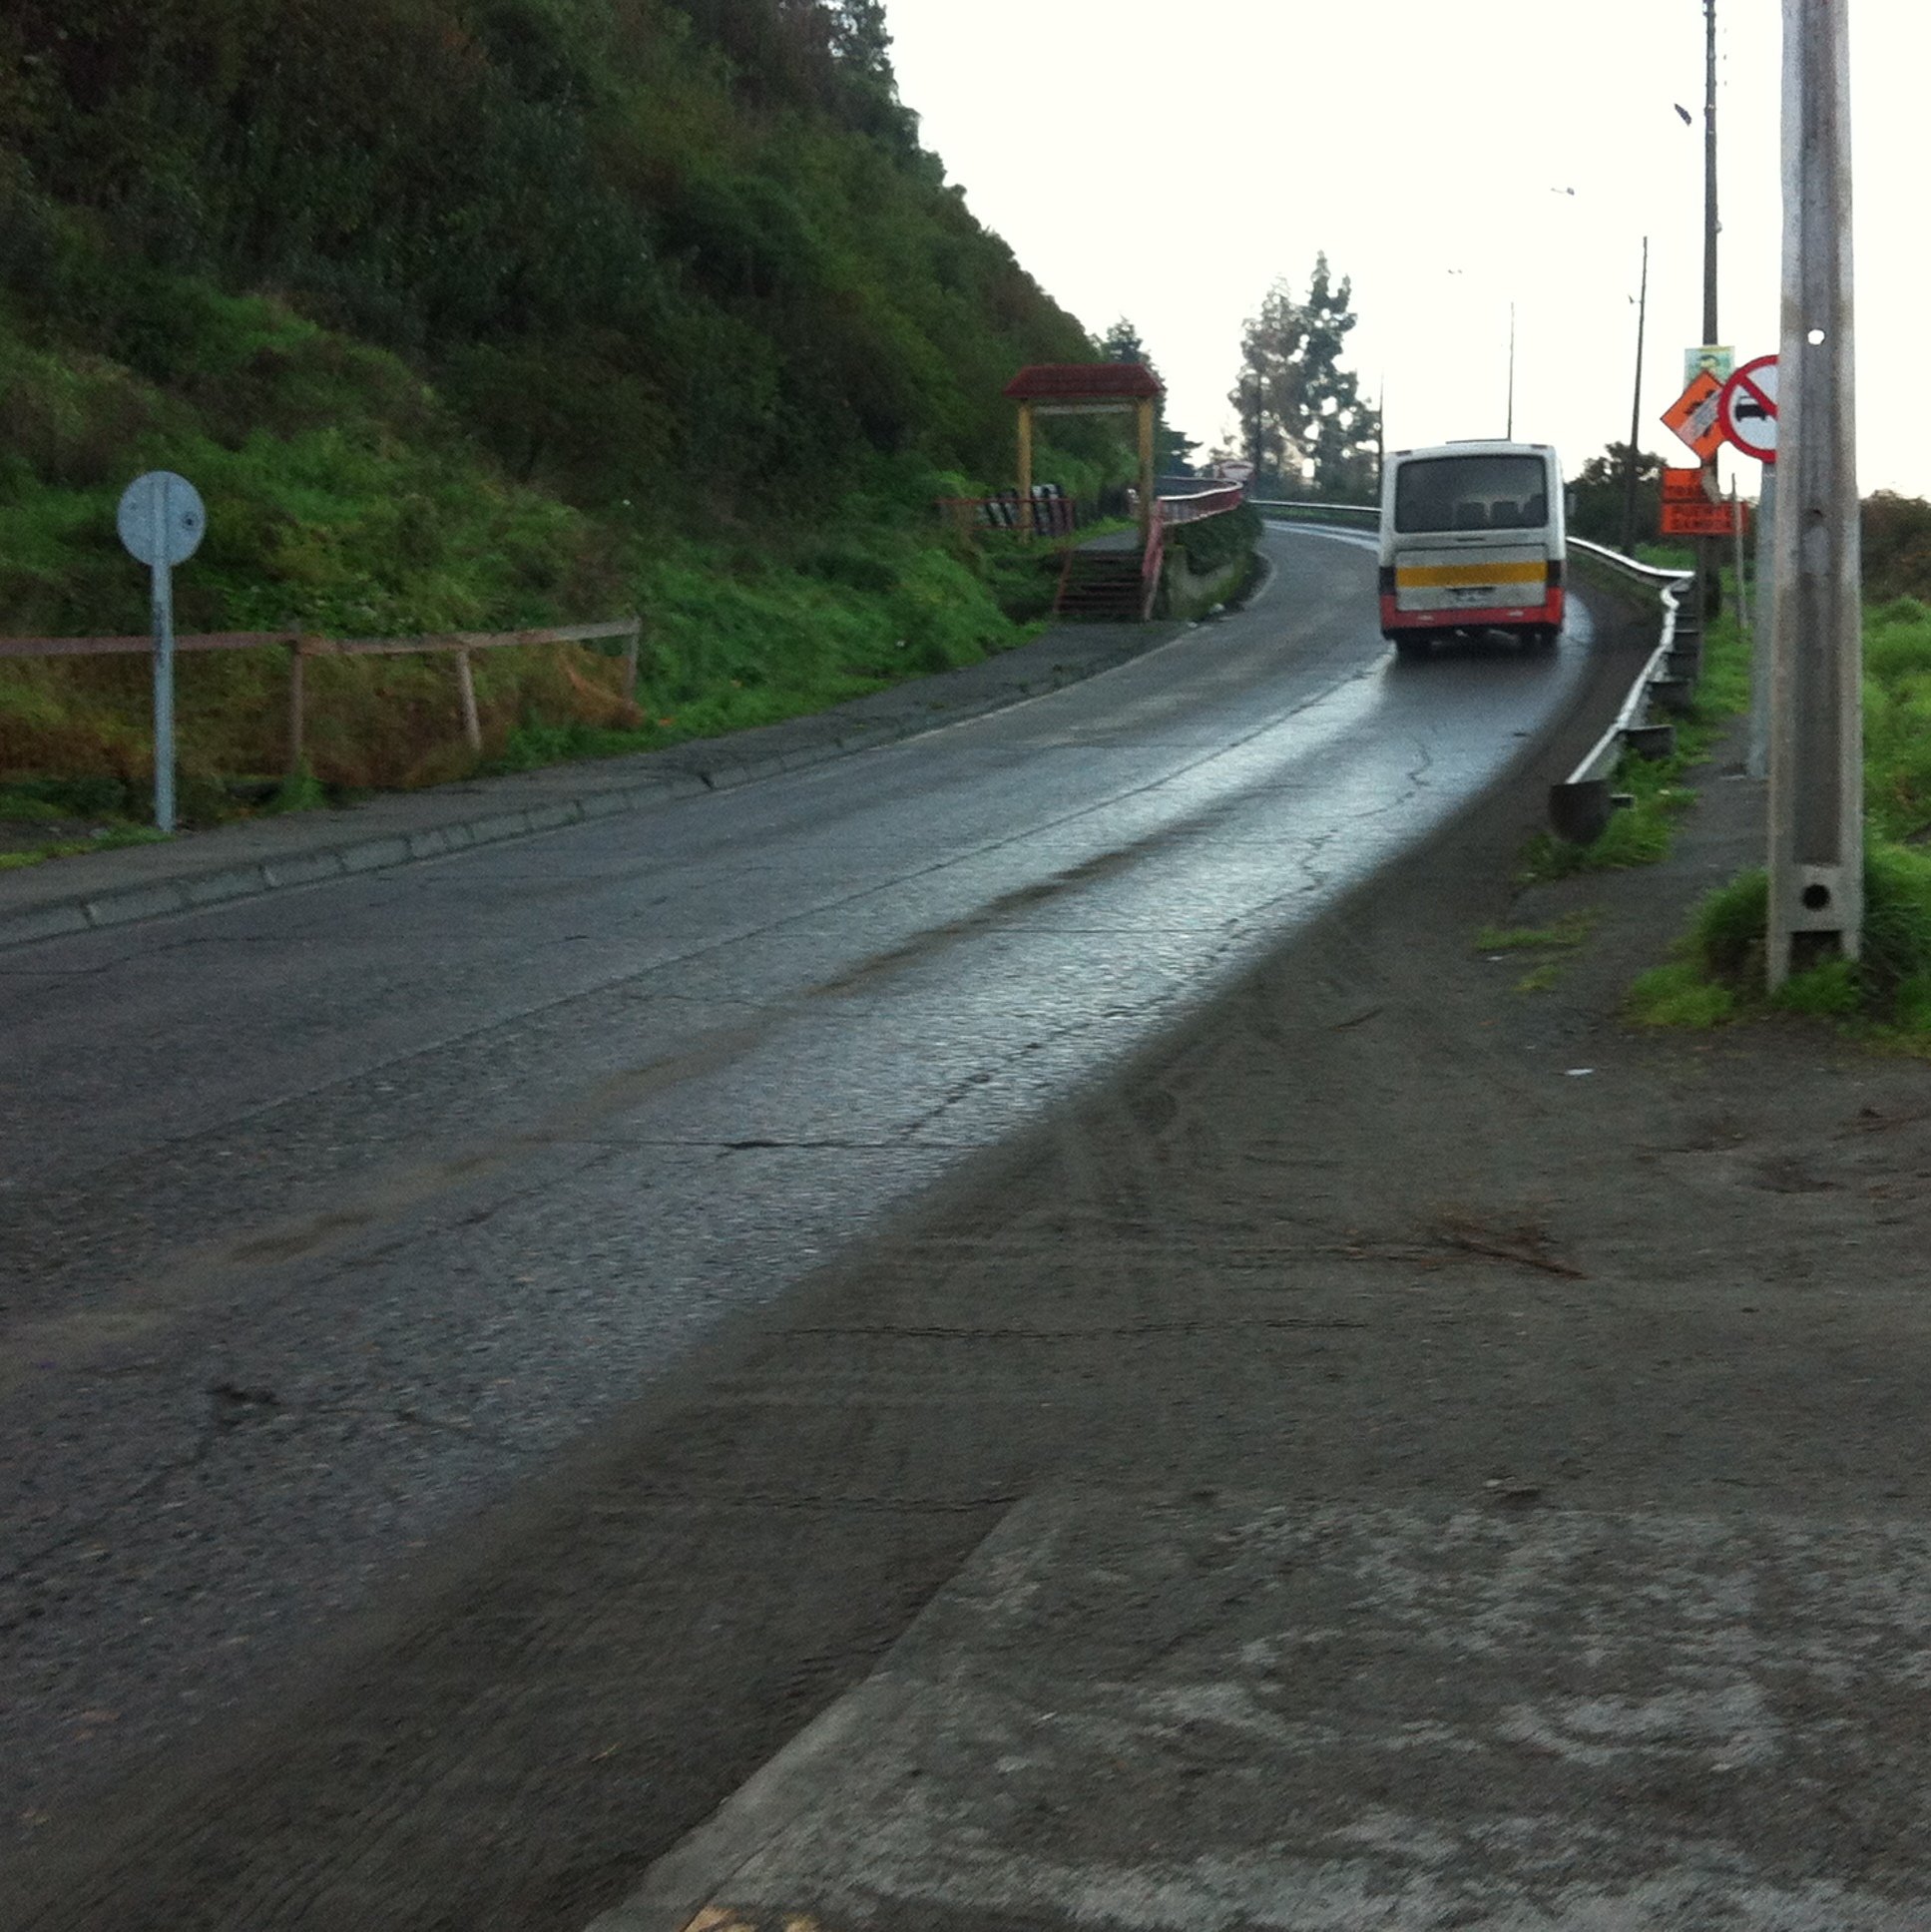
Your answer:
[1003,363,1164,546]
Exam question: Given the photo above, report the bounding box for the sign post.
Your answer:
[1718,355,1779,777]
[116,470,206,834]
[1767,0,1860,989]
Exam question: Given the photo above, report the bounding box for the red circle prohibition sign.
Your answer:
[1718,356,1778,464]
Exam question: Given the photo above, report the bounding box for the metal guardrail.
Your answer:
[1549,540,1697,843]
[1245,505,1702,844]
[1247,498,1378,530]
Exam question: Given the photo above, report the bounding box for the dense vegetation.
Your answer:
[1565,444,1665,550]
[0,0,1132,806]
[1626,586,1931,1038]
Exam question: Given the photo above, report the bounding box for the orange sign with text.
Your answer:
[1661,495,1746,538]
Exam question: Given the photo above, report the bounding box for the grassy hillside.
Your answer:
[0,0,1126,808]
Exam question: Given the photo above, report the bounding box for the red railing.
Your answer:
[1158,484,1247,526]
[1142,484,1245,617]
[1141,511,1166,620]
[941,478,1245,621]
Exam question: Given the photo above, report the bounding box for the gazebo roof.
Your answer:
[1003,362,1163,401]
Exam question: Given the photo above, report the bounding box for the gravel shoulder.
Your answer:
[11,606,1931,1930]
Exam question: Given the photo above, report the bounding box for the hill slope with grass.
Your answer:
[0,0,1124,812]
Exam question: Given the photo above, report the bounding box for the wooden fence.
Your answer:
[0,618,643,773]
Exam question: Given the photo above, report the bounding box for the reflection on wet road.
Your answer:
[0,524,1598,1823]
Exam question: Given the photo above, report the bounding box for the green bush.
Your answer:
[1648,845,1931,1037]
[1690,866,1768,980]
[1169,502,1260,578]
[1771,957,1864,1018]
[1628,961,1736,1027]
[1863,493,1931,603]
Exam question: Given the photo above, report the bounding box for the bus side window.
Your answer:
[1454,500,1487,529]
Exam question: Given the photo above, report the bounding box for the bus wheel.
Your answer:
[1391,633,1430,661]
[1530,626,1560,649]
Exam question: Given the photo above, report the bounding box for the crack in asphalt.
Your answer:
[1,639,1388,1209]
[899,989,1191,1139]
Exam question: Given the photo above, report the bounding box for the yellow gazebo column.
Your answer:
[1015,400,1034,538]
[1136,396,1156,548]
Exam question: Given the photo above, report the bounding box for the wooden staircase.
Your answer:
[1054,549,1146,621]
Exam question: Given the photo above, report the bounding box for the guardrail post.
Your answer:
[1667,618,1702,685]
[1549,780,1614,846]
[455,648,483,754]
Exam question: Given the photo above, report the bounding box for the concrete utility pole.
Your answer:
[1699,0,1722,619]
[1767,0,1861,987]
[1621,236,1649,555]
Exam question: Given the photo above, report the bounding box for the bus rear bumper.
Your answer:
[1379,589,1564,638]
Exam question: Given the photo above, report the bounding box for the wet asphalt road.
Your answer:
[0,525,1602,1829]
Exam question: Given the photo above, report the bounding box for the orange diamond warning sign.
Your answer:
[1662,369,1725,462]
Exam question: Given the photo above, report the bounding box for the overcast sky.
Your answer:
[881,0,1924,498]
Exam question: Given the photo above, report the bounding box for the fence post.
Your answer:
[286,639,306,775]
[623,618,643,703]
[455,648,482,753]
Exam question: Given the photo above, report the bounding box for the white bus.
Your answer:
[1377,441,1566,658]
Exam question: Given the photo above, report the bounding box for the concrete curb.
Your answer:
[0,620,1188,953]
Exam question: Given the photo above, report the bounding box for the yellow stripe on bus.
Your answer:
[1396,561,1547,589]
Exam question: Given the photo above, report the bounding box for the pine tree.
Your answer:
[1098,317,1196,475]
[1229,255,1380,497]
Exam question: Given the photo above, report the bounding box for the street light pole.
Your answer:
[1703,0,1719,343]
[1621,236,1649,555]
[1506,301,1515,440]
[1698,0,1722,621]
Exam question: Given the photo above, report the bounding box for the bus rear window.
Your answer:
[1394,455,1549,534]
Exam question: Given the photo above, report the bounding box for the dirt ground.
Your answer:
[9,677,1931,1930]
